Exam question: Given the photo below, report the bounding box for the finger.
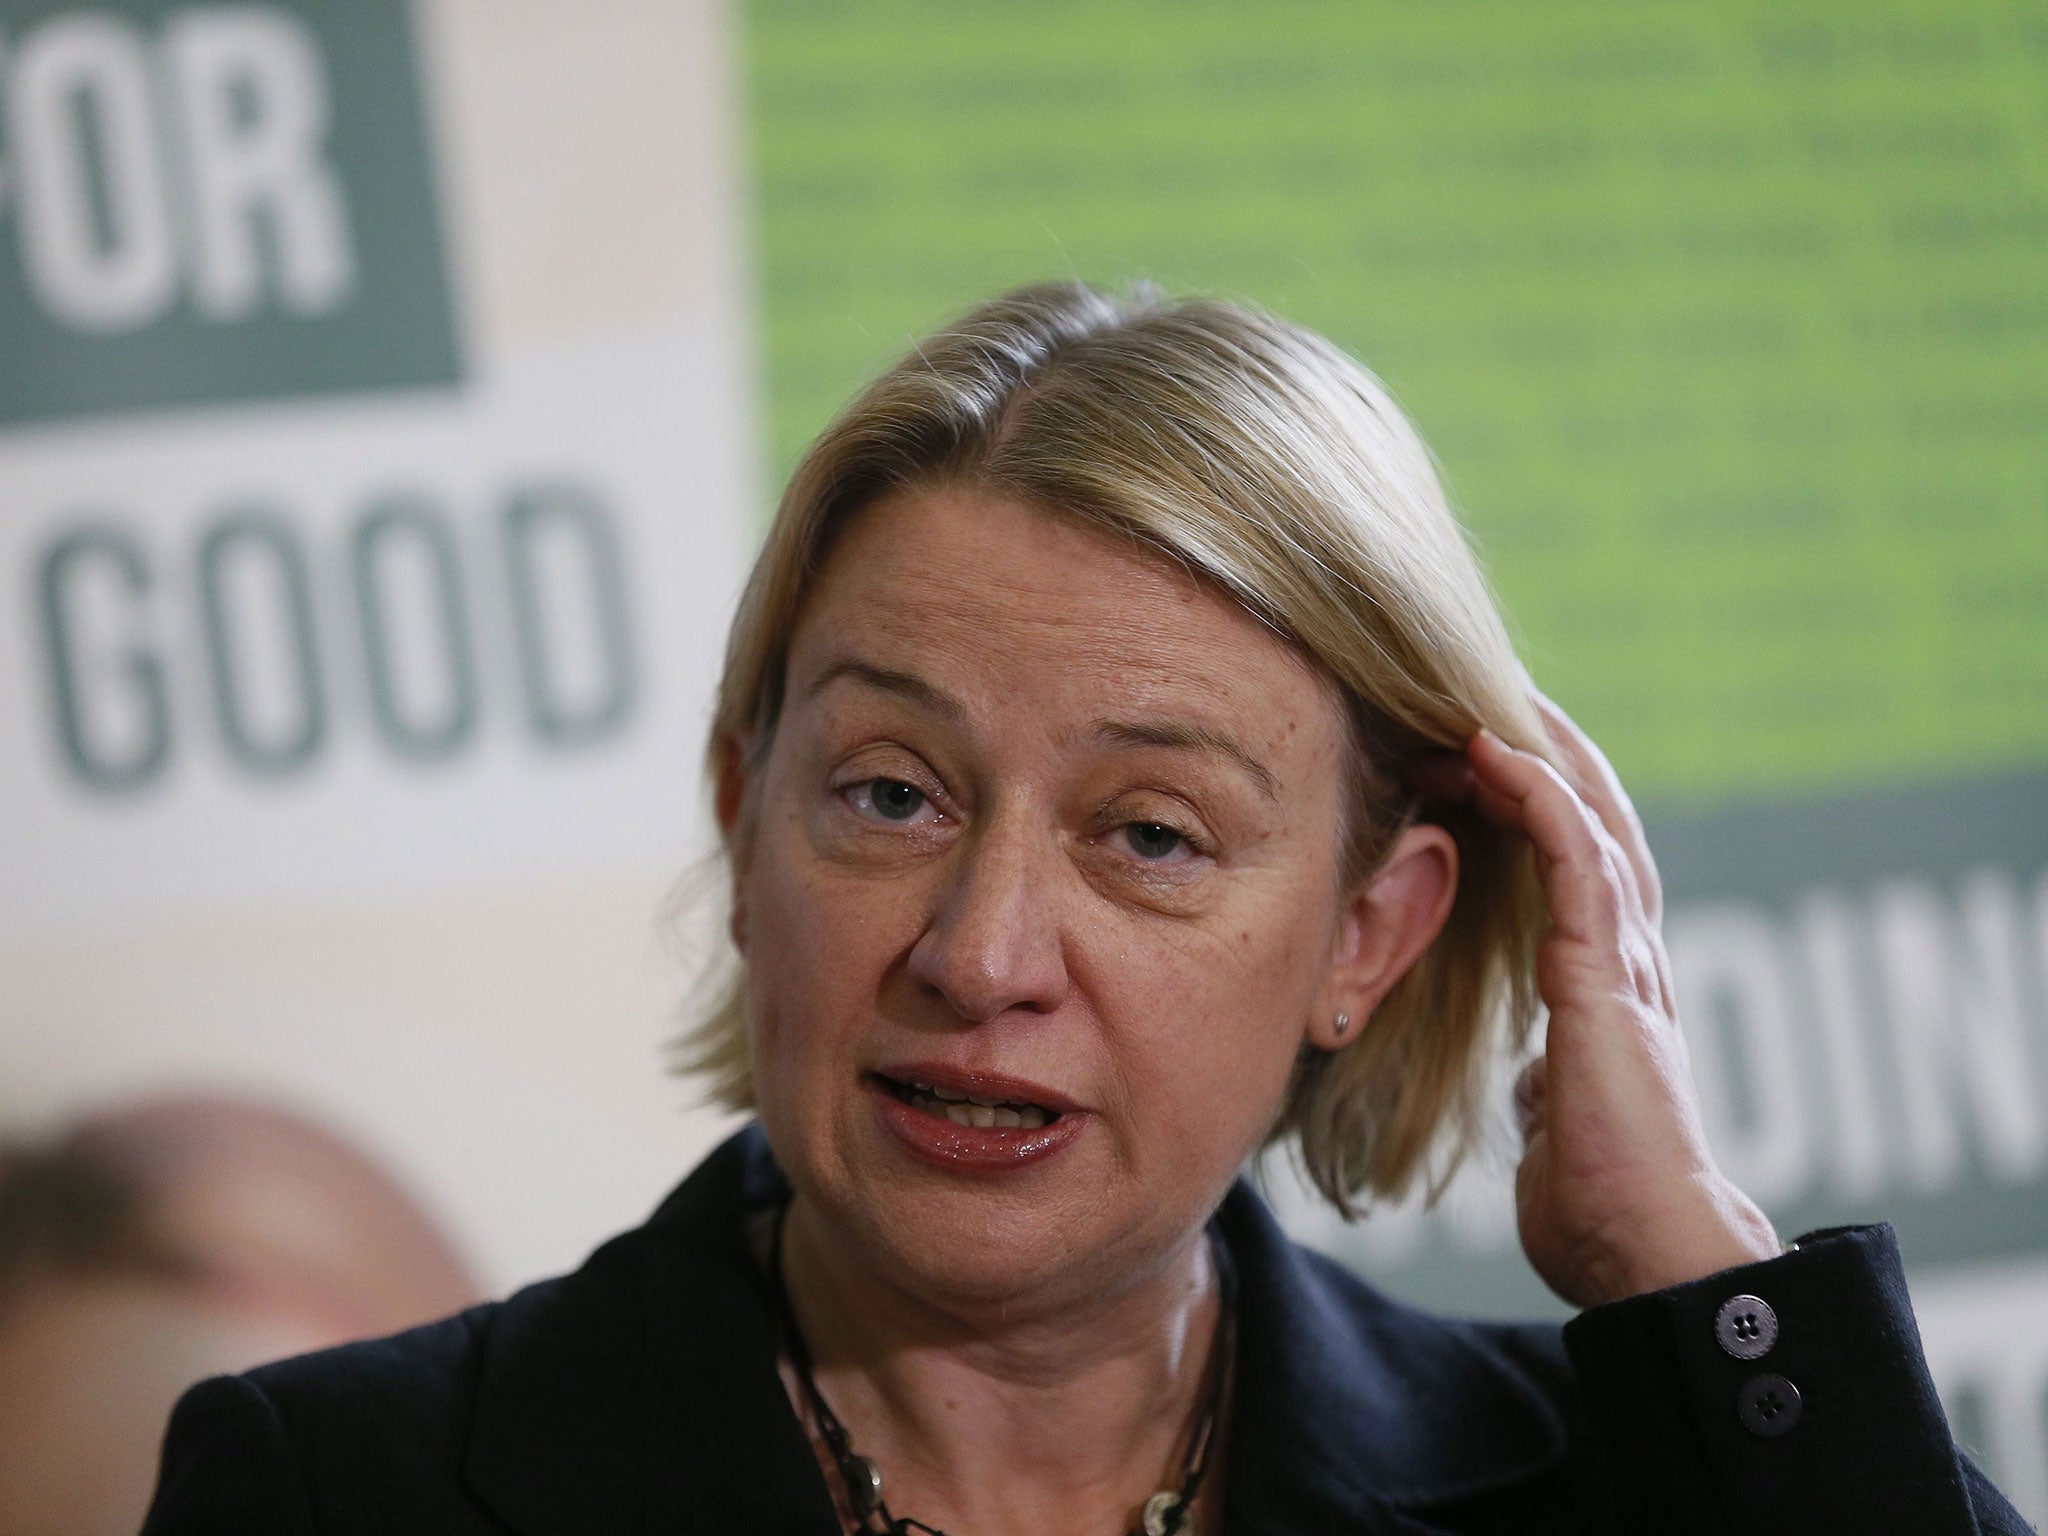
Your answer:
[1525,690,1663,925]
[1527,690,1658,918]
[1512,695,1677,1011]
[1469,768,1657,973]
[1408,740,1669,1013]
[1466,730,1636,957]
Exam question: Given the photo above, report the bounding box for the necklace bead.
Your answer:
[1142,1489,1197,1535]
[848,1454,884,1517]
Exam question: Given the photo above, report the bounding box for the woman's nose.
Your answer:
[905,817,1069,1024]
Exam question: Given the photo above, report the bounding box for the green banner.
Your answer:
[745,0,2048,806]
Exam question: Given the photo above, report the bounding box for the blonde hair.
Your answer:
[680,281,1551,1215]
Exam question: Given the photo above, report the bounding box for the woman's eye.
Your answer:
[1121,821,1189,862]
[851,778,930,823]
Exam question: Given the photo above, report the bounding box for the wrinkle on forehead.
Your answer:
[798,493,1310,671]
[782,481,1343,786]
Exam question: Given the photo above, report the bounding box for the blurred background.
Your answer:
[2,0,2044,1529]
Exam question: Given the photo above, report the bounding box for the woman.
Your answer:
[144,283,2028,1534]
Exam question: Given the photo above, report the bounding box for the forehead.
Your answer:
[787,483,1347,755]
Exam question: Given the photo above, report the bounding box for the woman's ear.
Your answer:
[1307,823,1459,1051]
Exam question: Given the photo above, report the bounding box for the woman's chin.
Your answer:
[863,1197,1107,1311]
[815,1117,1127,1309]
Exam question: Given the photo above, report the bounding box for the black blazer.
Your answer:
[144,1125,2028,1534]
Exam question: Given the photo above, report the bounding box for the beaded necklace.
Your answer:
[769,1205,1236,1536]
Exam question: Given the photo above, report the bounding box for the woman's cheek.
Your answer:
[758,850,931,1050]
[744,842,861,1068]
[1186,892,1331,1075]
[1110,914,1304,1091]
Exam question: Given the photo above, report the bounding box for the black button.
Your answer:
[1737,1373,1802,1438]
[1714,1293,1778,1360]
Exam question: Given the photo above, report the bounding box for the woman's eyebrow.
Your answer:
[1091,719,1279,801]
[802,656,964,720]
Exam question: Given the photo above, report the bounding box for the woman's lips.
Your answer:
[866,1073,1085,1174]
[873,1063,1079,1116]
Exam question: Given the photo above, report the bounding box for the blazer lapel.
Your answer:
[463,1127,841,1536]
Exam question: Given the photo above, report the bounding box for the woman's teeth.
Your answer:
[898,1081,1051,1130]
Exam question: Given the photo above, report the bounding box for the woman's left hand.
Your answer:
[1415,690,1780,1309]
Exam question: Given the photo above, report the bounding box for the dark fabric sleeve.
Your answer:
[141,1374,318,1536]
[1560,1224,2034,1535]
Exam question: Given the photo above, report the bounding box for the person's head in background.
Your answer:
[0,1095,478,1536]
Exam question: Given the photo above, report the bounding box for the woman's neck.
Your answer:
[776,1195,1225,1536]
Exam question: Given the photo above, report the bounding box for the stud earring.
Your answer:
[1333,1011,1350,1037]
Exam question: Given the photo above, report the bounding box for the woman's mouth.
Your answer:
[881,1076,1059,1131]
[867,1070,1083,1174]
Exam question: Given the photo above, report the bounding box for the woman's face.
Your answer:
[729,485,1404,1308]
